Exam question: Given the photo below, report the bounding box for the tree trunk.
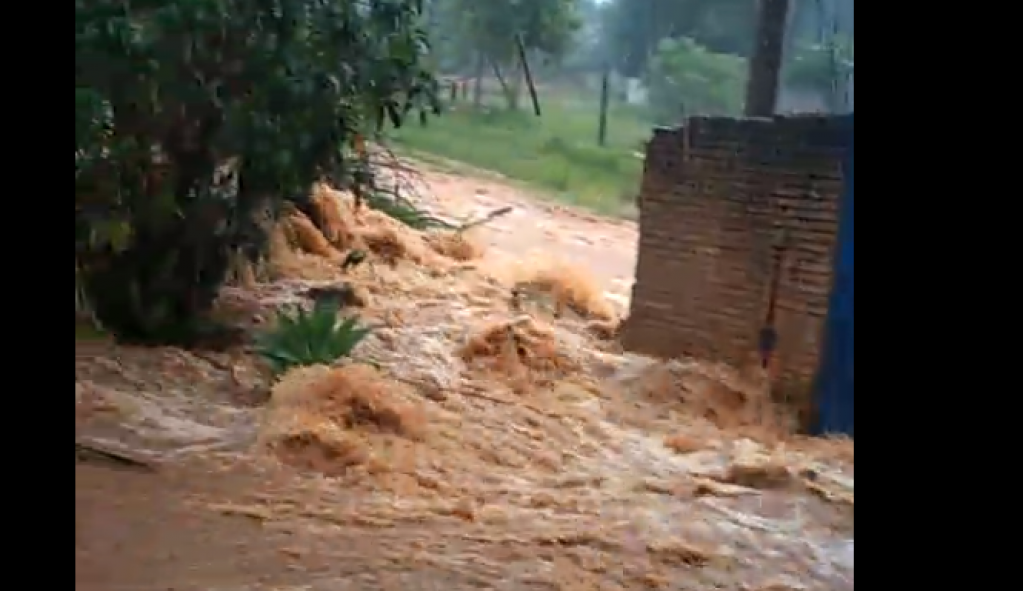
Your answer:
[745,0,791,116]
[82,210,234,348]
[509,60,523,111]
[489,60,519,111]
[472,53,485,109]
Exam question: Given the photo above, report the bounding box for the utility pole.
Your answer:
[745,0,791,116]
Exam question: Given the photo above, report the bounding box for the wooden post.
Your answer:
[597,63,610,146]
[515,34,541,117]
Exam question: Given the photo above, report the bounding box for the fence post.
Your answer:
[597,63,610,146]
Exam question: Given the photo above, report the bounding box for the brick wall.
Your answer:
[621,115,852,404]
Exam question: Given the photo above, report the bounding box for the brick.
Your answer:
[621,115,851,408]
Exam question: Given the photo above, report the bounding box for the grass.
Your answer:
[388,89,654,217]
[75,318,108,341]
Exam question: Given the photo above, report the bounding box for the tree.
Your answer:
[784,0,854,112]
[431,0,581,109]
[646,38,746,124]
[784,36,854,111]
[75,0,439,347]
[745,0,791,116]
[560,0,610,78]
[420,0,476,73]
[601,0,754,78]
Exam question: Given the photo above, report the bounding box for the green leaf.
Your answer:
[254,304,374,378]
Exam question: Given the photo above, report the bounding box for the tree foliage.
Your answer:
[601,0,754,78]
[425,0,580,73]
[784,36,854,108]
[75,0,439,347]
[646,37,746,124]
[559,0,608,75]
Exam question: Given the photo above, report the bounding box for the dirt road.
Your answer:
[412,166,640,304]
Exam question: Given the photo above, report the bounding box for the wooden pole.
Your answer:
[515,34,541,117]
[597,63,610,146]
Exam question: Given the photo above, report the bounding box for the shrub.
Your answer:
[75,0,439,347]
[255,301,373,377]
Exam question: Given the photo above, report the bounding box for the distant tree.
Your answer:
[601,0,754,78]
[646,38,746,123]
[784,35,854,111]
[559,0,611,78]
[431,0,581,109]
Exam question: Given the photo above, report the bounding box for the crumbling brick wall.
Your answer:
[621,115,852,404]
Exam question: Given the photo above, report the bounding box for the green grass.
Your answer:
[388,91,653,217]
[75,319,108,341]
